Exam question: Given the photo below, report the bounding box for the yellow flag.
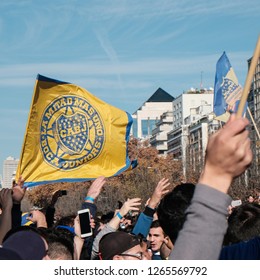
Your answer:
[17,75,134,187]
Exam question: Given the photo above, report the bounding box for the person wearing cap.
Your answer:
[99,231,150,260]
[0,247,22,260]
[91,197,141,259]
[2,230,50,260]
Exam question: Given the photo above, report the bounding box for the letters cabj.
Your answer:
[17,74,135,187]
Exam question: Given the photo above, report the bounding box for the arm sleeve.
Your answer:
[219,237,260,260]
[81,202,97,218]
[132,206,155,237]
[91,223,116,260]
[169,183,231,260]
[11,203,22,229]
[45,206,55,228]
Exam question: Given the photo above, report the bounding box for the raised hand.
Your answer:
[119,198,141,217]
[0,188,13,244]
[27,210,47,228]
[85,176,106,203]
[12,176,26,204]
[109,198,141,230]
[50,190,64,207]
[199,114,252,193]
[0,188,13,211]
[148,178,170,209]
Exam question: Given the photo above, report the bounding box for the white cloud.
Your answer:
[0,50,251,81]
[74,0,260,20]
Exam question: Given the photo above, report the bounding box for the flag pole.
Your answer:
[247,107,260,141]
[237,36,260,117]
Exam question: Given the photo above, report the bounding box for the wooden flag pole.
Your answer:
[237,36,260,117]
[247,107,260,141]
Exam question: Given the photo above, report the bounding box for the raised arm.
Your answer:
[11,176,26,229]
[148,178,170,209]
[82,176,106,218]
[132,178,170,237]
[199,115,252,193]
[27,210,48,228]
[170,115,252,260]
[0,189,13,244]
[84,176,106,204]
[91,197,141,259]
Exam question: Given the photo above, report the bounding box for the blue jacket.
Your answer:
[219,237,260,260]
[132,206,155,237]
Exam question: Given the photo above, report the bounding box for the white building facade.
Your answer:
[131,88,174,139]
[150,111,173,154]
[172,89,213,131]
[2,156,19,188]
[168,89,214,156]
[167,89,215,179]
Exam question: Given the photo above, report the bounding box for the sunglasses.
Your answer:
[119,252,144,260]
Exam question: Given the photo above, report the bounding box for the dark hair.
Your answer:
[39,227,74,259]
[55,215,76,227]
[150,220,161,229]
[157,183,195,243]
[223,202,260,245]
[100,211,115,224]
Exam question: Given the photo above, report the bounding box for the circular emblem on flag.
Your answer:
[40,95,105,170]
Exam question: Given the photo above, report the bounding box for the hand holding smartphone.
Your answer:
[77,209,92,238]
[231,199,242,207]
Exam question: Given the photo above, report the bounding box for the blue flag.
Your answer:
[213,52,244,122]
[21,212,33,226]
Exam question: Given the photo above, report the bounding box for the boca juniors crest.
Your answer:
[17,74,134,187]
[40,95,105,170]
[221,74,242,109]
[213,52,244,122]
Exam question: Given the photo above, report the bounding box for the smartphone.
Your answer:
[61,190,67,196]
[30,206,43,211]
[117,200,123,209]
[231,199,242,207]
[78,209,92,238]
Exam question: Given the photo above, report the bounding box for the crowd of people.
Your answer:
[0,114,260,260]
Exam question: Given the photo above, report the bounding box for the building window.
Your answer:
[141,119,157,137]
[149,119,157,134]
[141,120,148,136]
[132,118,137,138]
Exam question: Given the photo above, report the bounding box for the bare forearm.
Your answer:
[74,236,84,260]
[0,210,12,244]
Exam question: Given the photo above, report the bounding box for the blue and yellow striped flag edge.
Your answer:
[17,74,137,187]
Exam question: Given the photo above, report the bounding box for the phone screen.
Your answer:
[78,210,92,237]
[61,190,67,195]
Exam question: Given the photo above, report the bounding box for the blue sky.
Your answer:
[0,0,259,172]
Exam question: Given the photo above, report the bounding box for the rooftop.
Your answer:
[146,87,175,103]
